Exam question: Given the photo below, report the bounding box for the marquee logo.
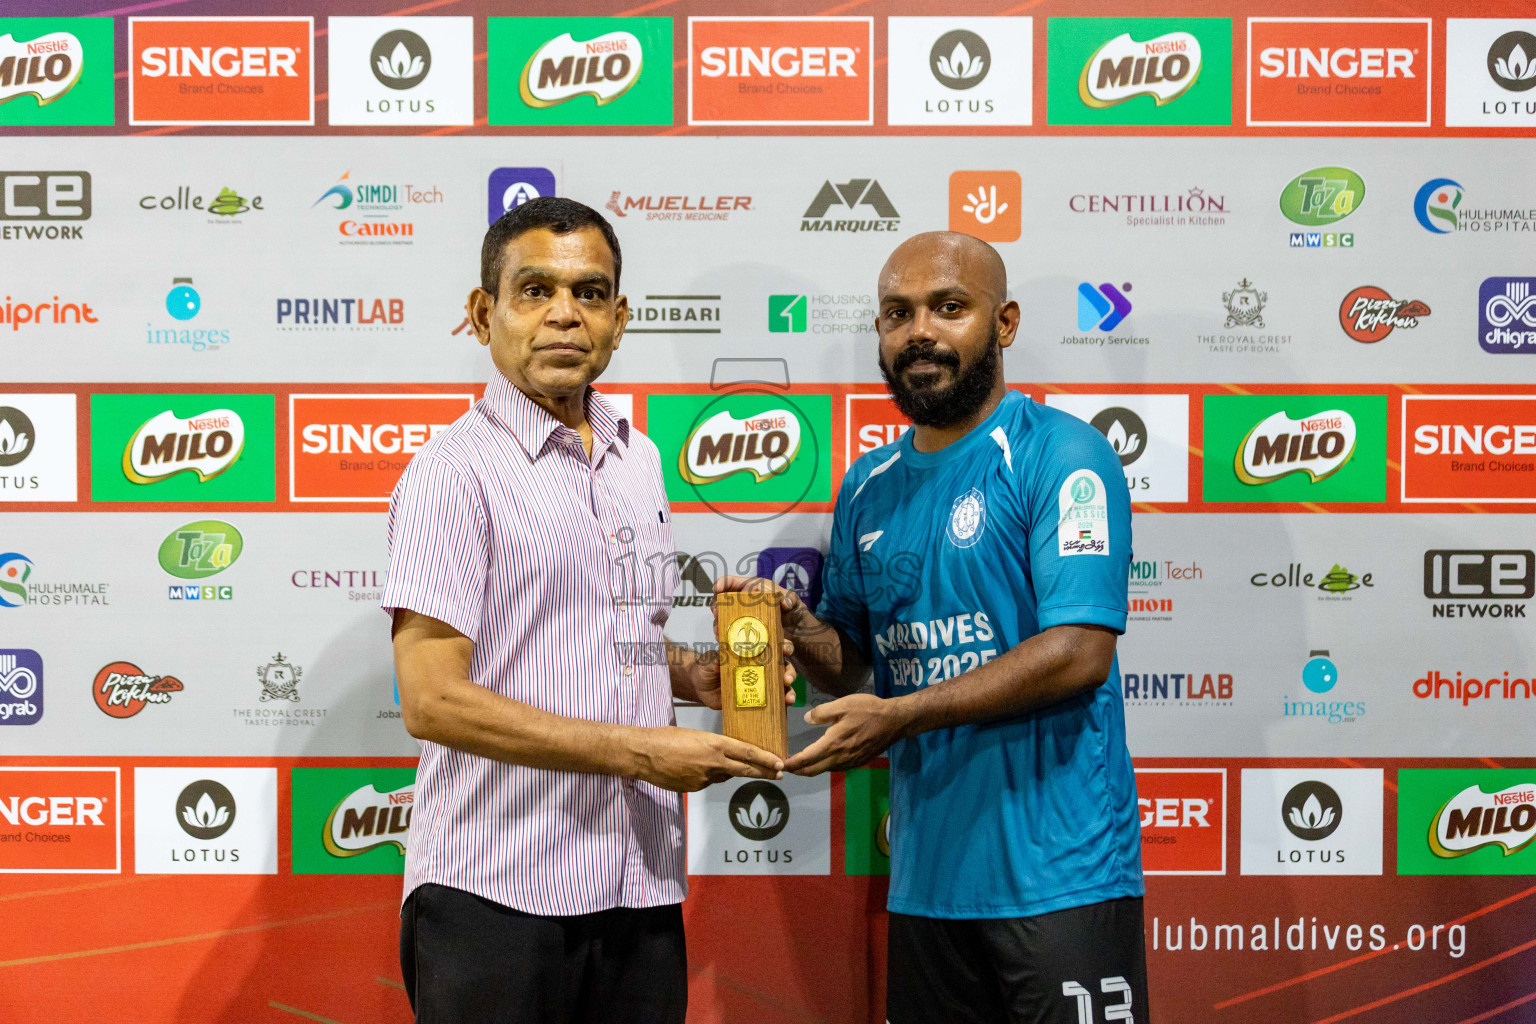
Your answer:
[1401,395,1536,503]
[289,393,472,501]
[0,767,119,873]
[1048,18,1231,126]
[689,16,873,125]
[1204,395,1386,503]
[1079,31,1202,108]
[1248,18,1431,126]
[1121,670,1233,704]
[0,19,112,126]
[323,782,413,857]
[680,408,801,485]
[522,31,641,107]
[92,660,183,719]
[1401,770,1536,875]
[1338,286,1430,342]
[802,178,899,232]
[122,408,244,484]
[1480,278,1536,354]
[1237,409,1357,484]
[490,18,670,126]
[129,17,314,125]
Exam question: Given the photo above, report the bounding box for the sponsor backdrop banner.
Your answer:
[1,1,1533,1024]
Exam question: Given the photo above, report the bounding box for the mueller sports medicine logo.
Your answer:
[1338,286,1430,343]
[129,17,313,125]
[1248,18,1430,126]
[1480,278,1536,354]
[689,17,872,125]
[606,192,752,223]
[289,393,471,501]
[1079,30,1202,108]
[0,28,84,109]
[1401,395,1536,503]
[92,660,183,718]
[802,179,898,232]
[0,170,90,240]
[1236,409,1357,484]
[680,408,801,486]
[1424,550,1533,619]
[122,408,244,484]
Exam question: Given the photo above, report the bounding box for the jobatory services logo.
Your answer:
[489,18,671,126]
[1424,549,1533,620]
[1338,286,1431,343]
[326,17,473,126]
[134,767,278,874]
[1480,278,1536,354]
[948,171,1020,243]
[1279,166,1363,249]
[687,773,830,875]
[1065,282,1149,348]
[138,185,264,223]
[312,170,441,246]
[1400,395,1536,503]
[0,395,77,501]
[801,178,899,233]
[92,660,183,719]
[1241,769,1383,876]
[689,16,873,126]
[487,167,557,225]
[0,650,42,725]
[90,393,276,503]
[0,170,90,241]
[1047,17,1232,126]
[1247,18,1431,126]
[886,17,1033,126]
[1399,770,1536,875]
[0,18,113,126]
[1045,394,1189,502]
[129,17,313,125]
[291,768,416,874]
[1445,20,1536,128]
[289,393,473,501]
[1202,395,1387,503]
[626,294,721,335]
[1137,769,1226,875]
[0,767,119,873]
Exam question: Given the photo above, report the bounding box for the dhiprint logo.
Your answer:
[370,29,428,89]
[1077,282,1132,332]
[1414,178,1464,234]
[1338,286,1431,343]
[728,781,790,841]
[176,779,235,840]
[1480,278,1536,354]
[931,30,988,88]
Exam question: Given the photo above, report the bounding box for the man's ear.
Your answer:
[997,299,1021,350]
[466,288,494,347]
[612,293,629,352]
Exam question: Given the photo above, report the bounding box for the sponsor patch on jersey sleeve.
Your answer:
[1058,469,1109,556]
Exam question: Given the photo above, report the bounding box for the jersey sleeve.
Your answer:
[813,472,873,661]
[1025,421,1132,634]
[380,456,489,640]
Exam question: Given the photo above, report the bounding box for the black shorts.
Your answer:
[887,896,1150,1024]
[400,883,686,1024]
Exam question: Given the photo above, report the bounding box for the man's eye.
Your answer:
[940,302,961,313]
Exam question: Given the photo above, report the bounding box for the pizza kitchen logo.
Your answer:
[1338,286,1431,343]
[93,660,183,718]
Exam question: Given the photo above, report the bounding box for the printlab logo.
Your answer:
[948,171,1020,243]
[728,781,790,841]
[487,167,557,224]
[801,178,900,233]
[371,29,429,89]
[257,652,302,703]
[1282,781,1343,841]
[1479,278,1536,354]
[93,660,183,718]
[1414,178,1464,234]
[1338,286,1431,343]
[1077,282,1132,332]
[0,649,42,725]
[0,18,114,126]
[176,779,235,840]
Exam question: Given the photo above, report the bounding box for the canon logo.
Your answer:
[0,795,105,826]
[698,46,857,78]
[300,422,449,455]
[1412,423,1536,456]
[139,46,299,78]
[1258,47,1414,79]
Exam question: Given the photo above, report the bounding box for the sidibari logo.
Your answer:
[1430,783,1536,858]
[322,782,413,857]
[158,520,242,580]
[1236,409,1357,485]
[0,29,84,108]
[1338,286,1431,343]
[1279,167,1365,225]
[122,408,244,484]
[93,659,183,718]
[1079,31,1202,107]
[681,408,800,485]
[521,31,642,107]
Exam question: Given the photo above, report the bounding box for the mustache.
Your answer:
[890,341,961,376]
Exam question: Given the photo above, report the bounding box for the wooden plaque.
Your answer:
[714,590,788,759]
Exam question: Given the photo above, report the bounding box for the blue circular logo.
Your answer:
[1302,656,1338,694]
[1414,178,1463,234]
[166,283,201,321]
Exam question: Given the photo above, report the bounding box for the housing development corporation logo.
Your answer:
[0,649,42,725]
[0,18,113,126]
[1338,286,1431,342]
[1048,18,1231,126]
[886,18,1033,127]
[1203,395,1387,503]
[489,18,670,126]
[689,17,873,126]
[1400,395,1536,503]
[1248,18,1431,126]
[327,17,473,126]
[1480,278,1536,354]
[1400,770,1536,875]
[129,17,313,125]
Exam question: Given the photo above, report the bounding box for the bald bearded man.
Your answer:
[719,233,1149,1023]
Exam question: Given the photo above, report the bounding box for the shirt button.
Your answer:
[623,666,634,676]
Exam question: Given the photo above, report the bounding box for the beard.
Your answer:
[878,325,1002,428]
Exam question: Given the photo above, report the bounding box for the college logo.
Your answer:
[489,18,670,126]
[129,17,313,125]
[0,767,119,873]
[1057,470,1108,556]
[1444,21,1536,127]
[1338,286,1431,342]
[947,488,987,549]
[291,768,416,875]
[0,18,113,126]
[689,17,873,125]
[1046,394,1189,502]
[1203,395,1386,503]
[1252,565,1373,595]
[1047,18,1232,126]
[487,166,557,225]
[887,17,1032,126]
[688,774,830,875]
[257,652,302,703]
[0,649,42,725]
[0,395,76,501]
[92,660,183,718]
[1248,18,1430,126]
[1414,178,1464,234]
[650,393,831,512]
[327,17,473,126]
[290,393,471,501]
[948,171,1020,243]
[1241,768,1383,876]
[1401,395,1536,503]
[1480,278,1536,354]
[138,185,264,222]
[1076,282,1133,332]
[1137,769,1225,875]
[625,294,722,335]
[802,178,899,233]
[1400,770,1536,875]
[1425,550,1533,620]
[0,170,90,241]
[91,394,275,503]
[135,767,277,874]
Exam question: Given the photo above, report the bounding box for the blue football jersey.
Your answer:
[818,390,1143,918]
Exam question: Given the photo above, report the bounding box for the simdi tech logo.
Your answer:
[489,18,672,126]
[1248,18,1431,127]
[1047,18,1232,126]
[129,17,313,126]
[289,393,473,502]
[1401,395,1536,504]
[1399,770,1536,876]
[327,17,474,126]
[90,393,276,503]
[689,17,873,126]
[648,392,831,510]
[0,18,114,126]
[1202,394,1387,503]
[0,767,119,873]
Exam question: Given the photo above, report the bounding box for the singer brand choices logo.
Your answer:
[289,393,472,502]
[1399,770,1536,875]
[1401,395,1536,503]
[1203,395,1387,503]
[0,767,120,873]
[0,18,113,125]
[489,18,671,126]
[649,393,831,509]
[1248,18,1431,126]
[291,768,417,874]
[1047,18,1232,126]
[689,17,873,125]
[90,393,276,503]
[1137,769,1226,875]
[129,17,314,125]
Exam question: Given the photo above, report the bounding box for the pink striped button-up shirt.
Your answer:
[382,371,683,915]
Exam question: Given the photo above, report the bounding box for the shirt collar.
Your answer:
[484,371,630,460]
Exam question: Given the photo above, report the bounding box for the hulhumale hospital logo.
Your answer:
[1415,178,1465,233]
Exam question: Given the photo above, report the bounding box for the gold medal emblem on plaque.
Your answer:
[726,616,768,659]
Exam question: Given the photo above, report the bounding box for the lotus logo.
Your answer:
[1281,781,1343,841]
[370,30,431,90]
[1489,32,1536,93]
[929,30,989,90]
[727,781,790,841]
[176,779,236,840]
[1414,178,1464,234]
[0,407,34,468]
[1089,407,1146,467]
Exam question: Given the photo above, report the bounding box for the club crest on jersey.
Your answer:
[947,488,987,548]
[1058,469,1109,556]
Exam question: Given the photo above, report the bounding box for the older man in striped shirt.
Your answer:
[383,197,790,1024]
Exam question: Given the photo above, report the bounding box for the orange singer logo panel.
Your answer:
[689,18,872,125]
[0,767,120,873]
[129,17,314,125]
[289,393,475,502]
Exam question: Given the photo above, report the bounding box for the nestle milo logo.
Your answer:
[681,407,801,485]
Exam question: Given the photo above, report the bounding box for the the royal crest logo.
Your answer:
[122,408,245,485]
[1236,410,1358,484]
[257,652,302,703]
[521,30,642,107]
[1222,278,1267,328]
[1430,783,1536,858]
[323,782,413,857]
[1338,286,1431,343]
[947,488,987,548]
[680,408,801,485]
[93,660,183,718]
[1079,31,1202,107]
[0,30,84,108]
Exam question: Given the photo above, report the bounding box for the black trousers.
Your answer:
[399,883,687,1024]
[888,896,1151,1024]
